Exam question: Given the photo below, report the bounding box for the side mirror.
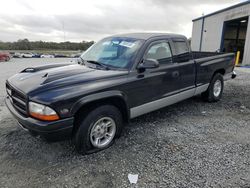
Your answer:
[138,59,159,71]
[76,58,82,64]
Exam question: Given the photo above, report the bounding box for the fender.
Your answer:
[71,90,129,118]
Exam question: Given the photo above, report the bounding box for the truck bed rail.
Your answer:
[192,51,225,59]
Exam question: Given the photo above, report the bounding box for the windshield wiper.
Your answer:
[78,57,86,65]
[86,60,110,70]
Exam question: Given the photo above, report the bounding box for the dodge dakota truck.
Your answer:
[5,33,236,154]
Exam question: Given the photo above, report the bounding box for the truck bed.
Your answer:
[192,51,235,87]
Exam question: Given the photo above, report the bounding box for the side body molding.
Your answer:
[130,84,209,119]
[71,90,129,116]
[130,88,196,118]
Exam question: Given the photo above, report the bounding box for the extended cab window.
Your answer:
[145,42,172,64]
[173,40,191,62]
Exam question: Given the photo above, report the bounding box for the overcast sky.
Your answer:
[0,0,246,42]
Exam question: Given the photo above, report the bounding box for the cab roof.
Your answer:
[110,33,186,40]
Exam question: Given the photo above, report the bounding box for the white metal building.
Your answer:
[191,1,250,65]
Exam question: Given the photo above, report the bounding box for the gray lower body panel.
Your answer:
[130,84,209,119]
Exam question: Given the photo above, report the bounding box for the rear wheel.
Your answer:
[202,73,224,102]
[74,105,123,154]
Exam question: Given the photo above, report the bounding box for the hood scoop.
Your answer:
[22,68,36,73]
[42,73,48,78]
[42,69,94,84]
[21,63,73,73]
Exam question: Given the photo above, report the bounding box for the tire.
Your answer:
[74,105,123,155]
[202,73,224,102]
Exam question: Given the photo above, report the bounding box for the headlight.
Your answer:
[29,102,59,121]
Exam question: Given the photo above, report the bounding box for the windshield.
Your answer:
[80,37,144,69]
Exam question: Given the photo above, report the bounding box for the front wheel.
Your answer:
[202,73,224,102]
[74,105,123,154]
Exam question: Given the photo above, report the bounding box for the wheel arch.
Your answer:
[71,91,130,127]
[209,68,225,83]
[213,68,225,77]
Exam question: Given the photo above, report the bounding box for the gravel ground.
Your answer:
[0,58,250,188]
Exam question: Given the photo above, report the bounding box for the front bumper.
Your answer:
[5,96,74,139]
[224,71,237,81]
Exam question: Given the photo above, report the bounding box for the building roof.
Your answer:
[110,33,185,40]
[193,1,250,22]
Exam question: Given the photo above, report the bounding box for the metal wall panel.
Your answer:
[191,19,202,51]
[192,3,250,65]
[242,15,250,65]
[201,16,224,51]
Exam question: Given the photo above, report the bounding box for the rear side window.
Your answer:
[145,41,172,64]
[173,40,190,62]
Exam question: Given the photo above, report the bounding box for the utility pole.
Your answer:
[62,21,66,42]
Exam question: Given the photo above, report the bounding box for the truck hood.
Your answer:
[7,63,128,94]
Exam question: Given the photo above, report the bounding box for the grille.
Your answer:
[6,82,28,117]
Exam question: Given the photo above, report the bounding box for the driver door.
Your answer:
[128,40,183,114]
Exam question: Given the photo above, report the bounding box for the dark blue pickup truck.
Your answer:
[5,33,236,154]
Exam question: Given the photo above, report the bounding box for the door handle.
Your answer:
[172,71,180,78]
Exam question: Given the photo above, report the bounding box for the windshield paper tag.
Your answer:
[119,41,136,48]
